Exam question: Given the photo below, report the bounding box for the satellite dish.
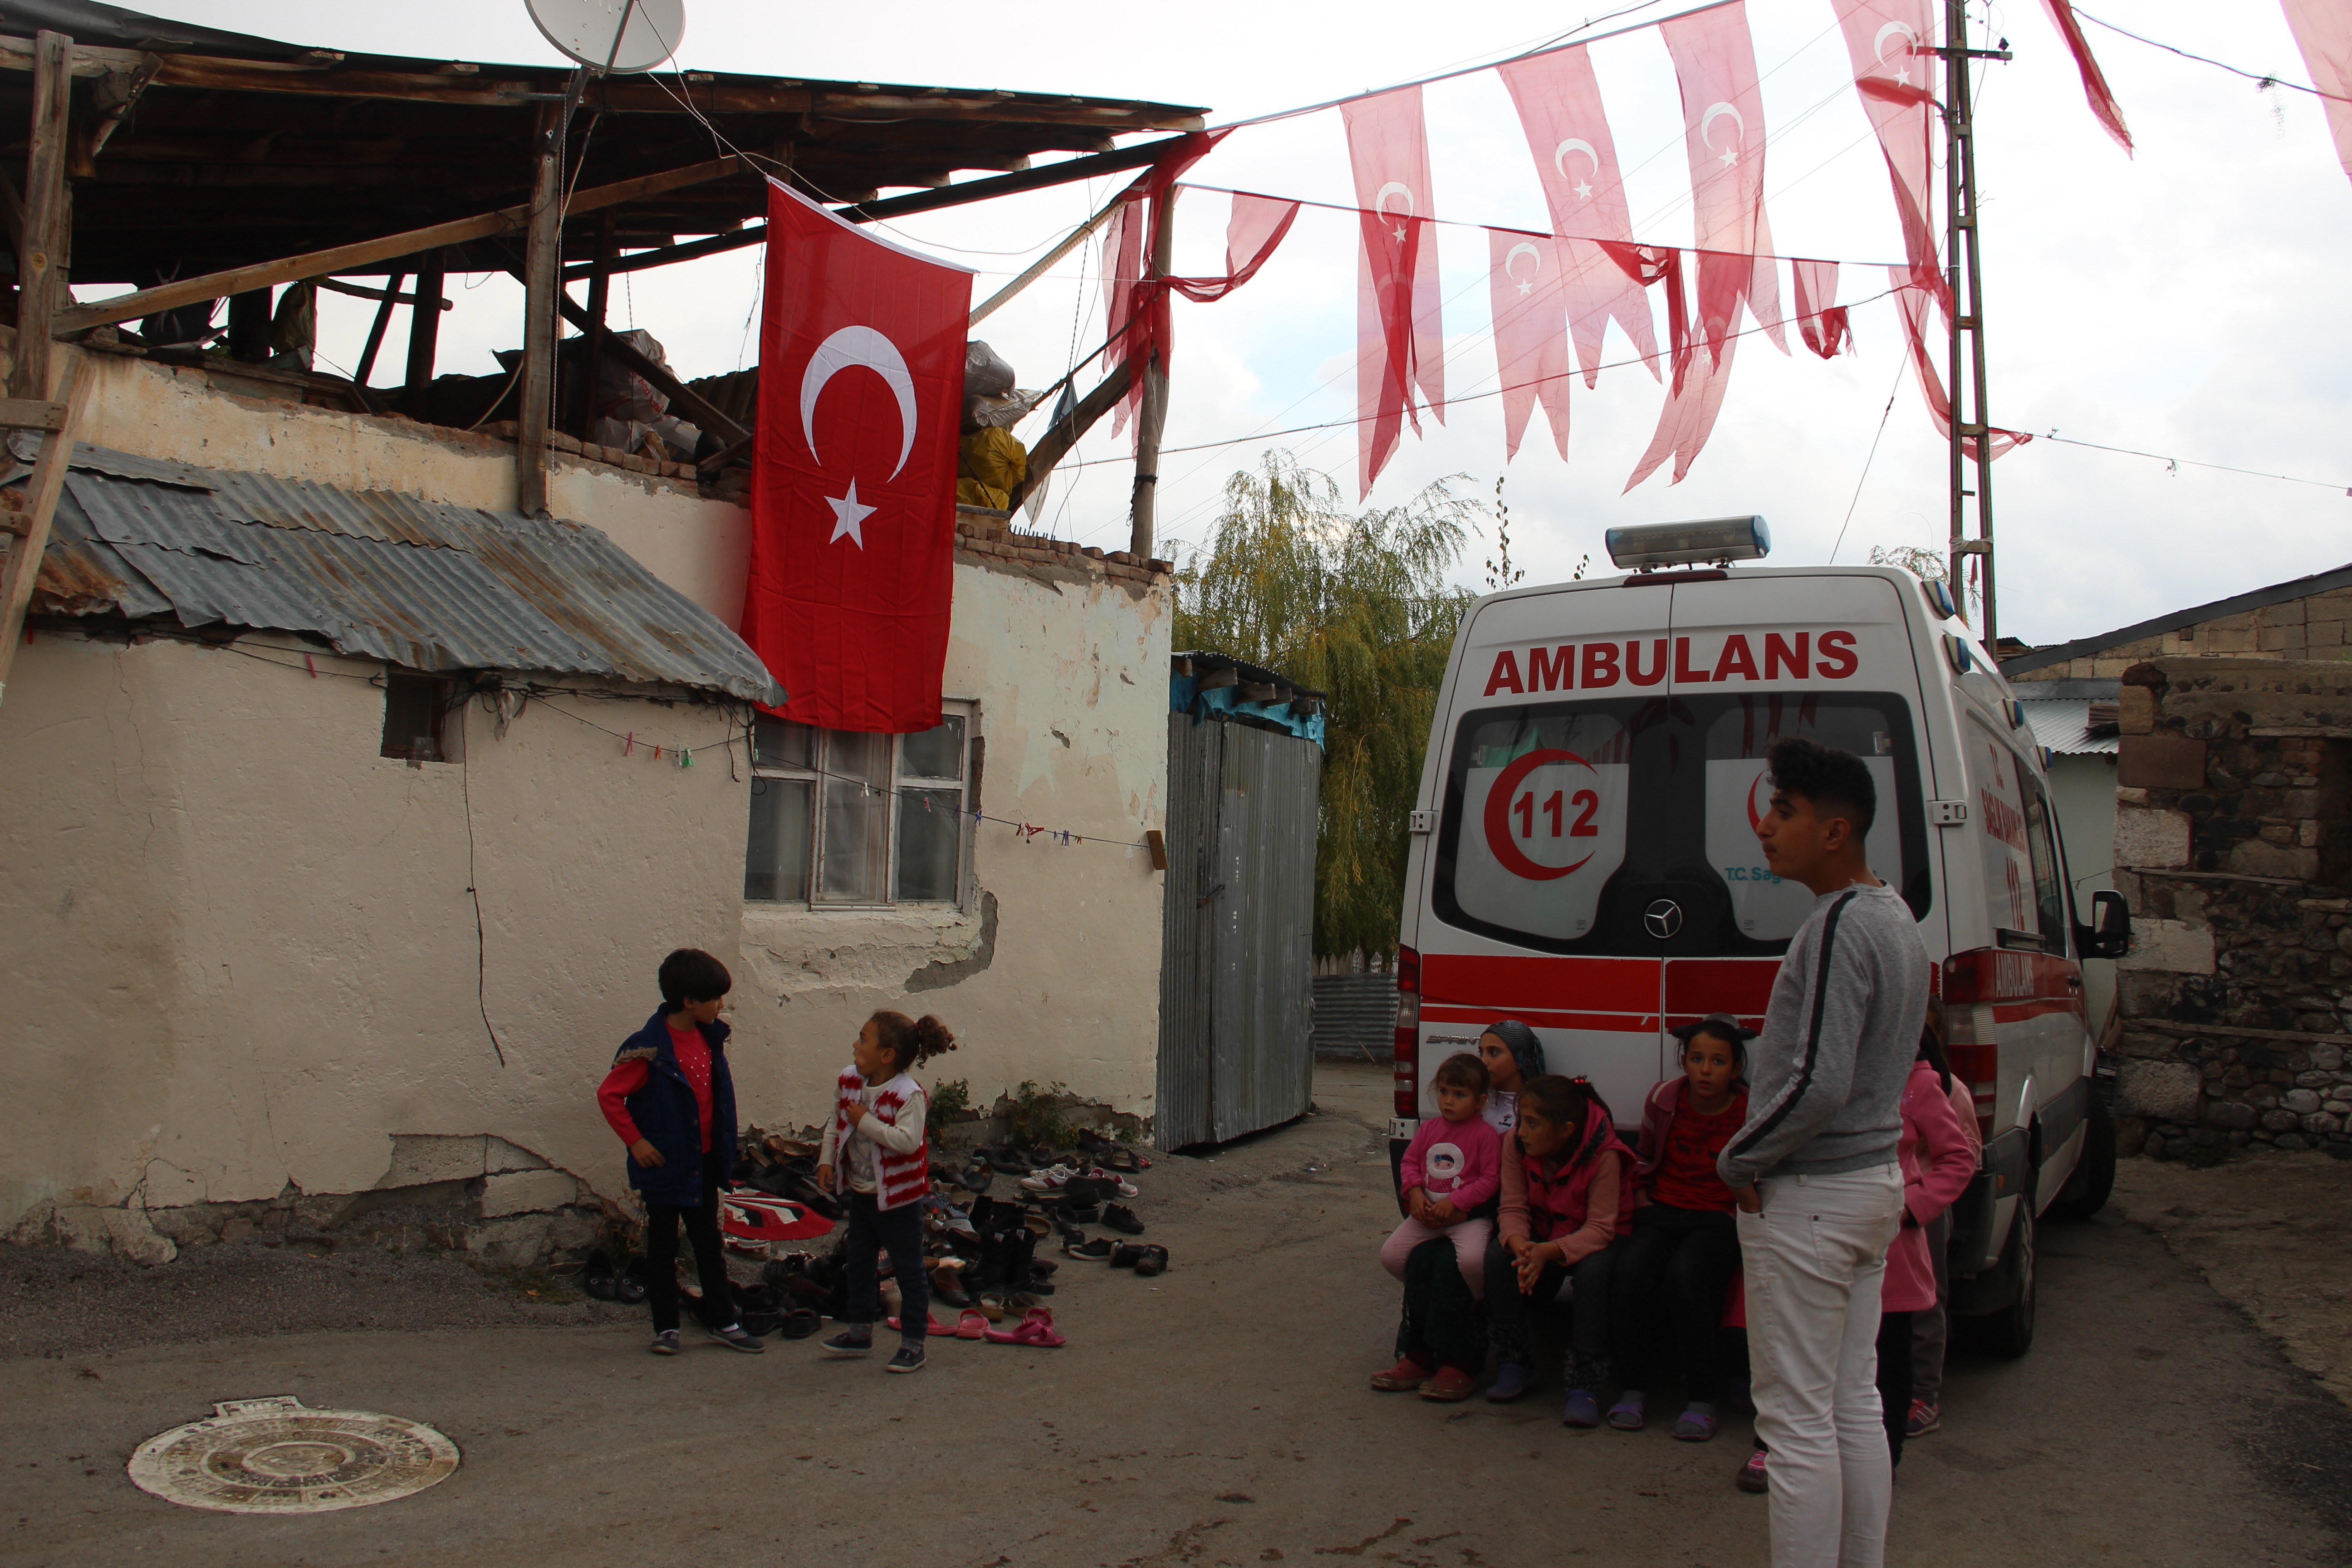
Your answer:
[525,0,687,74]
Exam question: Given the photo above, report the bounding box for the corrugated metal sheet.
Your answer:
[1156,710,1319,1150]
[2021,698,2118,756]
[1313,972,1396,1061]
[30,444,782,703]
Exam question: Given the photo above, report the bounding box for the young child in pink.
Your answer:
[1380,1053,1504,1298]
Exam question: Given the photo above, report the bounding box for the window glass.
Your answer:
[1434,692,1926,956]
[900,715,965,781]
[1702,697,1906,943]
[818,730,892,903]
[753,714,814,769]
[744,777,812,901]
[2025,779,2067,944]
[896,788,962,901]
[1963,720,2043,944]
[1445,707,1633,941]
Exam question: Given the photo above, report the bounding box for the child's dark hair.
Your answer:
[868,1010,957,1073]
[1917,1017,1953,1094]
[1767,735,1877,837]
[1431,1052,1490,1097]
[1517,1073,1614,1154]
[657,948,732,1012]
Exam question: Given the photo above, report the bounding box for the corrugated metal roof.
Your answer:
[2021,698,2119,756]
[30,444,782,705]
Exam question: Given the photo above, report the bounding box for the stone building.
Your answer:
[2104,657,2352,1161]
[2003,562,2352,682]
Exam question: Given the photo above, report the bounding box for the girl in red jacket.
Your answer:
[1610,1013,1754,1440]
[1482,1075,1634,1422]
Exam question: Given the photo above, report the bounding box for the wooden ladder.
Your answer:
[0,356,98,707]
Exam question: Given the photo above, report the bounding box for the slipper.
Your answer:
[1103,1148,1140,1173]
[1101,1204,1145,1235]
[1111,1243,1147,1269]
[886,1313,951,1335]
[773,1308,822,1340]
[1131,1245,1170,1277]
[1607,1398,1646,1432]
[1672,1409,1720,1442]
[617,1258,649,1304]
[956,1308,990,1340]
[976,1292,1007,1323]
[581,1249,619,1301]
[983,1309,1066,1348]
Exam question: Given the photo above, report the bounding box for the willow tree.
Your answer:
[1172,450,1479,961]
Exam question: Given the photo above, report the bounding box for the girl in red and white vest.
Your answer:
[816,1010,957,1372]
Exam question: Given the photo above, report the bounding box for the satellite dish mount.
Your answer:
[525,0,688,76]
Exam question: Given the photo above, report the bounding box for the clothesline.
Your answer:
[1172,180,1911,272]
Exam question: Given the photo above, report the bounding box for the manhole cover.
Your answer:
[128,1396,459,1514]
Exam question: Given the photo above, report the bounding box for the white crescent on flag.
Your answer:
[1700,102,1746,154]
[1873,20,1918,63]
[1374,181,1417,218]
[799,324,919,480]
[1504,242,1544,282]
[1552,138,1599,180]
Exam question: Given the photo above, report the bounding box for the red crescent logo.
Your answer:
[1482,748,1600,882]
[1744,766,1771,835]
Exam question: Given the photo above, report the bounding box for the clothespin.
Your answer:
[652,745,663,761]
[624,731,635,756]
[303,652,317,679]
[680,747,695,769]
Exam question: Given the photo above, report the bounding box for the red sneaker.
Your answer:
[1736,1448,1769,1494]
[1418,1367,1477,1402]
[1370,1357,1432,1392]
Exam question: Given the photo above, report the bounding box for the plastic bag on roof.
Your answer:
[598,328,671,425]
[964,339,1015,400]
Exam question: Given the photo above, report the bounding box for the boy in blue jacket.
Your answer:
[596,948,763,1355]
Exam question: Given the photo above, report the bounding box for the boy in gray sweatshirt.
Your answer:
[1719,737,1926,1568]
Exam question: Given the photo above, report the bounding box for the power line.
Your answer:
[2033,431,2352,494]
[2073,10,2352,106]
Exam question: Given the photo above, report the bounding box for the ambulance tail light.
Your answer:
[1939,960,2000,1141]
[1393,946,1422,1117]
[1605,515,1771,571]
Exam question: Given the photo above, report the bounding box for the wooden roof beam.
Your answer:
[50,153,745,335]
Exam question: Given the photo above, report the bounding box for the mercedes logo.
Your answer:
[1644,899,1684,940]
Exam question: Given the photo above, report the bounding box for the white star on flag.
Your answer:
[1719,145,1737,168]
[1573,179,1593,201]
[825,479,877,548]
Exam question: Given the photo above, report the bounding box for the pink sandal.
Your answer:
[956,1308,990,1340]
[885,1313,951,1335]
[983,1308,1066,1348]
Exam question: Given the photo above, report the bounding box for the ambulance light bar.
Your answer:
[1605,515,1772,571]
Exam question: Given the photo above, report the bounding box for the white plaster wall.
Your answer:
[0,633,745,1230]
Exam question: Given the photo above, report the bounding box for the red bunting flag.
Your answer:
[1098,135,1228,440]
[1498,45,1660,387]
[1342,86,1446,499]
[2280,0,2352,191]
[1889,270,2030,461]
[1487,230,1573,461]
[2037,0,2133,154]
[1832,0,1943,303]
[1792,260,1851,359]
[739,180,973,733]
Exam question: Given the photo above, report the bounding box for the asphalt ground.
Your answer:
[6,1062,2348,1567]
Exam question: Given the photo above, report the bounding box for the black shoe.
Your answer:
[1068,1235,1115,1259]
[649,1329,681,1356]
[582,1248,619,1300]
[1063,1203,1102,1226]
[887,1345,926,1374]
[617,1258,650,1304]
[707,1322,765,1353]
[822,1330,874,1358]
[1102,1204,1145,1235]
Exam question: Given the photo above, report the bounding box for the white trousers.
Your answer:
[1738,1165,1906,1568]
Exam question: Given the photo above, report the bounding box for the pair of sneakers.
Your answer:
[823,1328,925,1373]
[649,1323,764,1356]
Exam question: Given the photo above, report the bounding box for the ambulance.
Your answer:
[1388,517,2128,1356]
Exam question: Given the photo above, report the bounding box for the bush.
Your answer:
[1000,1080,1073,1149]
[927,1078,971,1137]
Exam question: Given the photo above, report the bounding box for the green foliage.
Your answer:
[926,1077,971,1137]
[1000,1080,1073,1149]
[1173,450,1478,960]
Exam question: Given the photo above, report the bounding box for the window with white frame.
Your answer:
[744,705,974,906]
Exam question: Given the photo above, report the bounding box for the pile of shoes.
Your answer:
[953,1127,1168,1282]
[735,1128,841,1222]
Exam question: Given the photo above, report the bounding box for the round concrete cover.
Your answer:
[128,1396,459,1514]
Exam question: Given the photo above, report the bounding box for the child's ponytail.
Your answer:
[869,1009,960,1073]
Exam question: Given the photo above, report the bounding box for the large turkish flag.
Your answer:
[740,179,972,733]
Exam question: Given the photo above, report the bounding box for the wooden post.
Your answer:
[0,355,95,706]
[516,105,561,517]
[225,289,270,362]
[403,258,444,409]
[10,30,70,402]
[352,269,404,387]
[1127,184,1176,560]
[575,210,614,440]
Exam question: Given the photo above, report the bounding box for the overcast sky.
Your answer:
[135,1,2352,649]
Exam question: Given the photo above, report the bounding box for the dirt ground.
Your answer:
[2112,1151,2352,1408]
[5,1063,2351,1568]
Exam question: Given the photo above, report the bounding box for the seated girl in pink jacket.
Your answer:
[1371,1053,1504,1401]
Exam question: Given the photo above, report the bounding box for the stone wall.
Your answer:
[2107,658,2352,1161]
[2013,585,2352,681]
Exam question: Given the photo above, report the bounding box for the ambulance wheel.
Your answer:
[2049,1097,2117,1222]
[1966,1205,2037,1360]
